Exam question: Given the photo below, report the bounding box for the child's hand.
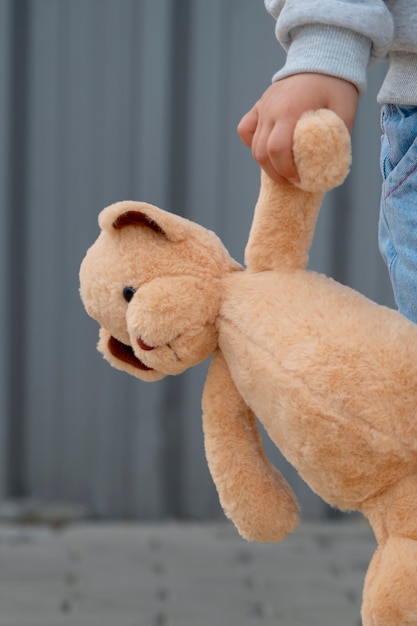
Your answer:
[237,73,359,185]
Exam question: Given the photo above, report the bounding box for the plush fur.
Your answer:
[80,110,417,626]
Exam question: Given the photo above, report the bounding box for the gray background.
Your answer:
[1,0,395,520]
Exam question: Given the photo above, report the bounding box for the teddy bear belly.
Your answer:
[218,271,417,510]
[223,340,417,510]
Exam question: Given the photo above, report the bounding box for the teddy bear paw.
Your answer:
[293,109,351,193]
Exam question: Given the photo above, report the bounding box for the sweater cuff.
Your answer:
[272,25,372,94]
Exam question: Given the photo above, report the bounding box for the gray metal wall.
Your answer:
[1,0,395,520]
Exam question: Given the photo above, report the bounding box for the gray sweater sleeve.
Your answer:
[265,0,394,93]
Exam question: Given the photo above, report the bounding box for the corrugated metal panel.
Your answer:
[22,0,177,518]
[0,0,397,519]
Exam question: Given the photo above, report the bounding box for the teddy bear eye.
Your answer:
[122,286,136,303]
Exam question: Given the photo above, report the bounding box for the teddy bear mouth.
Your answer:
[108,336,153,371]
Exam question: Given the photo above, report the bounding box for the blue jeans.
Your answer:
[379,104,417,322]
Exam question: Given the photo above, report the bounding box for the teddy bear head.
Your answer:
[79,201,242,381]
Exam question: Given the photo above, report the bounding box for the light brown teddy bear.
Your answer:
[80,110,417,626]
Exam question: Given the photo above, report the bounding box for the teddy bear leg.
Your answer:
[361,537,417,626]
[361,474,417,625]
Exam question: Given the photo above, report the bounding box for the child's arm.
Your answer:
[239,0,394,184]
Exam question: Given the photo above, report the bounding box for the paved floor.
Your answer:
[0,518,376,626]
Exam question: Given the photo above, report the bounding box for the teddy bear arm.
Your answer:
[245,175,323,272]
[245,110,351,272]
[202,350,299,542]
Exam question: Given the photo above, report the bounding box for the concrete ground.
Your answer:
[0,518,376,626]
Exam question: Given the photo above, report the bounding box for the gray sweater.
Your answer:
[266,0,417,105]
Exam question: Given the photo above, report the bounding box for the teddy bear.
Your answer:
[80,109,417,626]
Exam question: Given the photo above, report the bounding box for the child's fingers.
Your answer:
[237,107,258,148]
[251,119,299,184]
[266,121,299,183]
[251,117,272,165]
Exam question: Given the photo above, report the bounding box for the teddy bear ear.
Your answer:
[98,201,169,237]
[112,210,166,236]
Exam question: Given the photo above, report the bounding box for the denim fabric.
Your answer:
[378,104,417,322]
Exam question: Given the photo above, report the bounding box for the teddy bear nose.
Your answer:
[137,337,155,351]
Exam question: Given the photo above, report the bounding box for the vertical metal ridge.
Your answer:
[6,0,31,497]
